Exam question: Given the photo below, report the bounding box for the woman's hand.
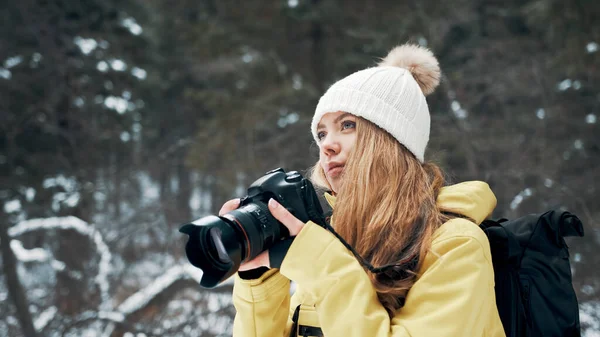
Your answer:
[266,198,305,236]
[218,198,306,271]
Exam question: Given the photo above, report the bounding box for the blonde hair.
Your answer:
[310,117,447,318]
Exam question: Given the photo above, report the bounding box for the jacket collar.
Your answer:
[323,181,496,224]
[324,192,337,208]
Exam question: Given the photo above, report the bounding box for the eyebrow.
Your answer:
[316,112,354,130]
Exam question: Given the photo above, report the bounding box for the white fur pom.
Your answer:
[378,44,441,96]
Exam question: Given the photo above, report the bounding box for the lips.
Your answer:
[326,162,345,177]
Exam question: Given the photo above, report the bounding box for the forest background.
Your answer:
[1,0,599,336]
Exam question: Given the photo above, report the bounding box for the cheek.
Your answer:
[341,135,357,154]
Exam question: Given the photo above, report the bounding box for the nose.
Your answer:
[320,133,341,157]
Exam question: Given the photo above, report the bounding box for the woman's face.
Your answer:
[316,111,357,193]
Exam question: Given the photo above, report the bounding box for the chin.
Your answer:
[327,179,340,194]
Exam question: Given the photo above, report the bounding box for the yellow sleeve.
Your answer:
[279,220,498,337]
[232,268,293,337]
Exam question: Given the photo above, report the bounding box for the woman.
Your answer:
[220,44,505,337]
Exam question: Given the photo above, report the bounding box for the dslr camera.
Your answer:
[179,168,326,288]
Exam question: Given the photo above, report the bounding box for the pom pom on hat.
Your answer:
[378,44,441,96]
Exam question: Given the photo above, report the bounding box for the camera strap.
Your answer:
[320,222,415,274]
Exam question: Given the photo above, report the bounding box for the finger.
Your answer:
[218,198,240,216]
[268,198,305,236]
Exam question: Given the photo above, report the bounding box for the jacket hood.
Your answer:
[437,181,496,224]
[323,181,496,224]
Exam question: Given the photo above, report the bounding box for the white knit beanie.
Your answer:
[311,44,441,162]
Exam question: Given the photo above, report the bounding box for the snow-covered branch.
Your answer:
[8,216,236,336]
[10,240,66,271]
[34,306,57,332]
[117,263,231,315]
[9,216,113,310]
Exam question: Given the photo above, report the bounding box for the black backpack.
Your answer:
[480,210,584,337]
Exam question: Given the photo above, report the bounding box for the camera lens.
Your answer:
[225,201,280,260]
[179,215,244,288]
[179,201,285,288]
[208,227,231,264]
[180,167,323,288]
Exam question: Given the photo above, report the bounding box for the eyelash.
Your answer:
[342,120,355,130]
[317,120,356,141]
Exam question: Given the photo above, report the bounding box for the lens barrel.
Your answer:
[179,200,284,288]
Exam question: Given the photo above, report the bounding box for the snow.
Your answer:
[25,188,35,201]
[43,174,77,191]
[582,285,595,295]
[29,53,42,68]
[4,199,21,213]
[137,172,160,205]
[122,17,143,36]
[117,263,232,315]
[34,306,57,331]
[510,188,533,210]
[117,265,184,314]
[197,313,232,335]
[110,59,127,72]
[292,74,303,90]
[98,311,125,322]
[131,67,147,80]
[4,55,23,68]
[558,79,572,91]
[451,100,468,119]
[121,131,131,142]
[74,37,98,55]
[104,95,129,114]
[10,240,52,262]
[189,186,202,213]
[6,316,18,326]
[97,61,109,72]
[51,191,81,209]
[278,112,300,128]
[581,301,600,335]
[0,68,11,80]
[536,108,545,120]
[74,97,85,107]
[9,216,113,310]
[242,53,253,63]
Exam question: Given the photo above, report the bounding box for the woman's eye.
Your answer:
[317,131,326,140]
[342,120,356,130]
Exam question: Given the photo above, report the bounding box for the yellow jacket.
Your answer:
[232,181,506,337]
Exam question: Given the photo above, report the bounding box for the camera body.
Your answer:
[179,168,325,288]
